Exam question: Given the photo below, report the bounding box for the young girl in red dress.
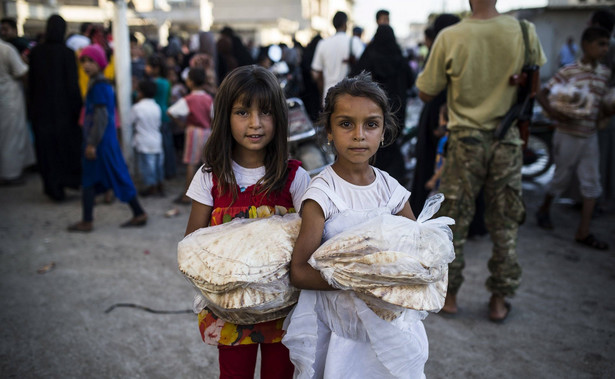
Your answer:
[183,65,310,378]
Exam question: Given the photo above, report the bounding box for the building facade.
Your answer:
[1,0,356,46]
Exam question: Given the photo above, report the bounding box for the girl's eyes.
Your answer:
[338,121,380,128]
[234,109,272,117]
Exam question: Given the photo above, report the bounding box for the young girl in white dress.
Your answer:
[284,72,428,378]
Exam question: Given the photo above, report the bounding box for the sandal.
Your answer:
[120,214,148,228]
[535,210,553,230]
[575,234,609,250]
[67,221,93,232]
[488,295,511,323]
[489,302,511,323]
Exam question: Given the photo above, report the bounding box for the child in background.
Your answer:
[183,65,310,378]
[68,44,147,232]
[536,26,612,250]
[168,67,214,205]
[129,79,164,197]
[284,72,428,378]
[145,54,176,179]
[425,103,448,193]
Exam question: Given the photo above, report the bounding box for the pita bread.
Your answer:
[178,214,301,290]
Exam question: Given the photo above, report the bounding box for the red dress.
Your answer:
[198,160,301,346]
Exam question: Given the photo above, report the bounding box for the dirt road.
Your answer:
[1,171,614,378]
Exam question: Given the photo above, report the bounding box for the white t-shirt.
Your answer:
[129,98,162,154]
[186,161,311,211]
[312,32,365,101]
[302,165,410,221]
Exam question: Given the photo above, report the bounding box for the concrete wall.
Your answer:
[515,8,606,80]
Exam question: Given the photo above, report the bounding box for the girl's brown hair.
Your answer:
[202,65,289,201]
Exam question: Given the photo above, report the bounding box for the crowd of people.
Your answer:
[2,1,615,377]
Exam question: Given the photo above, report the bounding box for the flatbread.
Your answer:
[178,214,301,290]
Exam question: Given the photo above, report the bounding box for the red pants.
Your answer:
[218,342,294,379]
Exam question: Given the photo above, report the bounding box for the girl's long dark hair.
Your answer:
[202,65,289,202]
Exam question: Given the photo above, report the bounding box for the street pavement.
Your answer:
[1,168,614,378]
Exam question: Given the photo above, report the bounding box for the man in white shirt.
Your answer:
[311,11,364,104]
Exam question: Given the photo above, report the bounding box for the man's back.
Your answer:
[311,32,351,98]
[417,15,546,130]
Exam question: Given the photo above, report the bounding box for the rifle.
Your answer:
[494,20,539,147]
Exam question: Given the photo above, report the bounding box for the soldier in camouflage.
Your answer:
[415,0,546,322]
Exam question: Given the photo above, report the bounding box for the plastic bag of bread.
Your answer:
[178,214,301,323]
[309,194,455,314]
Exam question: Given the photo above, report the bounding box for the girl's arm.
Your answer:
[85,104,108,160]
[396,201,416,221]
[185,201,213,236]
[289,200,334,290]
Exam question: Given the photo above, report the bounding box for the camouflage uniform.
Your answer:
[438,125,525,297]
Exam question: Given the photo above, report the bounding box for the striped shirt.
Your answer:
[545,60,611,137]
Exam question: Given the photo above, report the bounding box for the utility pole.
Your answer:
[111,0,133,172]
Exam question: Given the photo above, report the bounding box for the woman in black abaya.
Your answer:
[28,14,82,201]
[351,24,414,183]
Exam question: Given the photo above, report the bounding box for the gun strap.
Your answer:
[519,20,530,66]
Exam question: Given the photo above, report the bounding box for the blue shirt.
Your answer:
[559,43,578,67]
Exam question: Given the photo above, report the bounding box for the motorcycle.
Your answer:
[287,97,333,176]
[400,98,554,183]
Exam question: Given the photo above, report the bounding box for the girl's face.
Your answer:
[230,97,275,162]
[328,94,384,166]
[81,56,100,77]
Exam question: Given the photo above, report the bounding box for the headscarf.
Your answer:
[433,14,461,37]
[45,15,66,44]
[369,25,402,56]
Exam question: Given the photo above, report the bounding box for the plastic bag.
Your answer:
[548,82,595,119]
[178,214,302,323]
[178,214,301,292]
[309,194,455,313]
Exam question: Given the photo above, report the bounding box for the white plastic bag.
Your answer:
[309,194,455,313]
[178,214,302,323]
[548,82,595,119]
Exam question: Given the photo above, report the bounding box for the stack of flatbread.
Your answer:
[178,214,302,324]
[309,195,455,319]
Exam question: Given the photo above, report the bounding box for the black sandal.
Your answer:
[575,234,609,250]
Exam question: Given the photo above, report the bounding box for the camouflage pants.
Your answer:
[438,126,525,297]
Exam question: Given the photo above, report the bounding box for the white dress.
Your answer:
[283,166,428,379]
[0,40,35,180]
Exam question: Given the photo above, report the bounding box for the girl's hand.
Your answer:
[85,145,97,160]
